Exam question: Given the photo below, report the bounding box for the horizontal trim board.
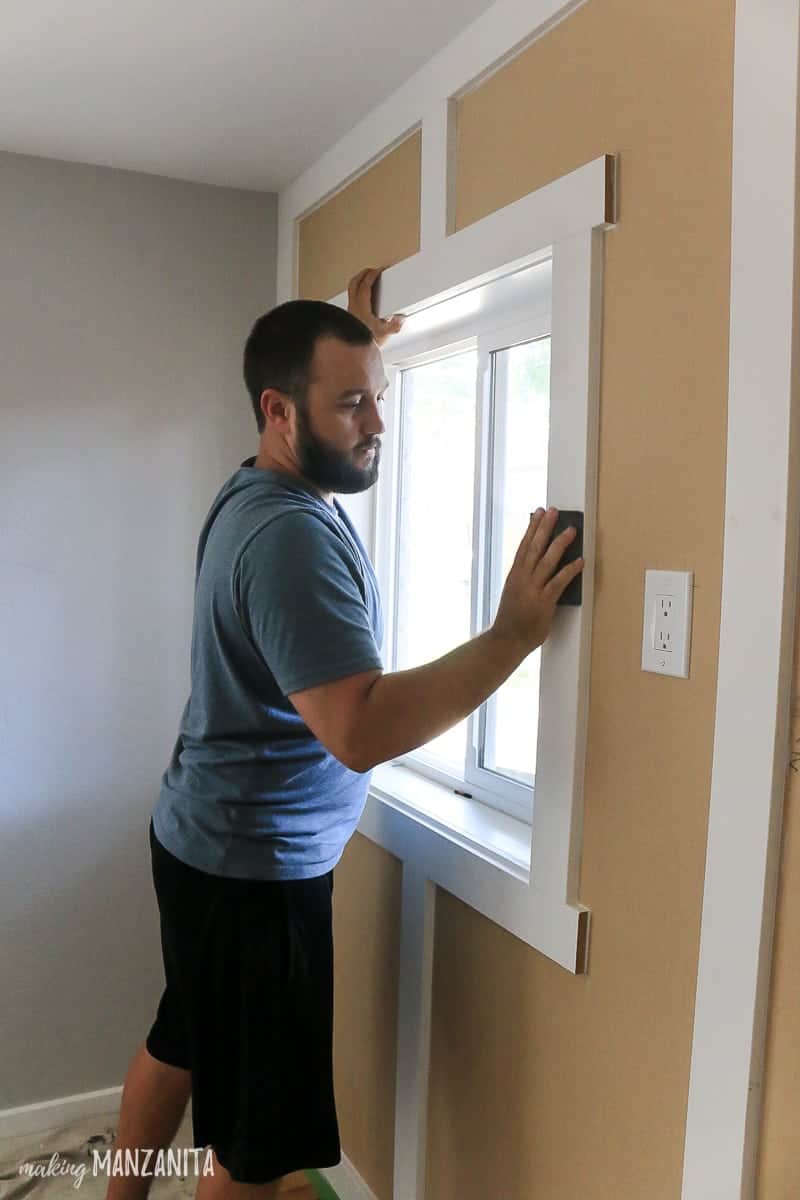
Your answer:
[325,156,613,315]
[360,789,589,973]
[370,762,533,876]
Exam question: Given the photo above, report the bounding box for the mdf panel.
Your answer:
[298,132,421,302]
[425,2,735,1197]
[332,833,403,1200]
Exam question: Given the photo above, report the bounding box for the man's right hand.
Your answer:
[290,506,584,774]
[491,508,584,654]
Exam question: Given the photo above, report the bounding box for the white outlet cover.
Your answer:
[642,570,694,678]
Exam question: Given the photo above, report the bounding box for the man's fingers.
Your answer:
[348,267,402,338]
[352,266,388,296]
[348,267,375,299]
[348,268,370,290]
[381,313,406,333]
[545,555,585,601]
[522,508,560,569]
[533,525,577,583]
[511,509,545,571]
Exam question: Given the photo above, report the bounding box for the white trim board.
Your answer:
[681,2,800,1198]
[0,1087,123,1139]
[324,155,613,318]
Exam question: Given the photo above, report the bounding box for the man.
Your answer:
[108,268,583,1200]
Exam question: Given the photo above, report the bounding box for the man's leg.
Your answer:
[105,1042,192,1200]
[194,1148,281,1200]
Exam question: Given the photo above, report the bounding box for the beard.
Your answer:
[294,403,380,494]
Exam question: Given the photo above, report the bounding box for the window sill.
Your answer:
[359,761,590,974]
[368,761,531,881]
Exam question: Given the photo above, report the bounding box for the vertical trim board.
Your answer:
[682,2,800,1197]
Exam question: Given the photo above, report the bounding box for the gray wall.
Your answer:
[0,151,277,1114]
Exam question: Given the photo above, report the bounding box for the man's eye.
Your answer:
[343,394,384,408]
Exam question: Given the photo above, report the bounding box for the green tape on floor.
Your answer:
[305,1167,342,1200]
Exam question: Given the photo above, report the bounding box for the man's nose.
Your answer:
[363,401,385,437]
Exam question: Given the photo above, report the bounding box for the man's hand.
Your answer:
[347,266,406,347]
[492,508,584,654]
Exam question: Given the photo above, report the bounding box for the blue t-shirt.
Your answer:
[151,458,384,880]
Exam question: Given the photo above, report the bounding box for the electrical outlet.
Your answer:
[642,571,693,678]
[654,595,675,652]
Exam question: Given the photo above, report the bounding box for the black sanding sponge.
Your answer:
[547,510,584,606]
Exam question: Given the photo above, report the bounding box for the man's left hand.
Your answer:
[347,267,406,347]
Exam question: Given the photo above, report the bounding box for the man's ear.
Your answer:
[260,388,293,430]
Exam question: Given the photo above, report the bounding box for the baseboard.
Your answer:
[316,1153,377,1200]
[0,1087,123,1139]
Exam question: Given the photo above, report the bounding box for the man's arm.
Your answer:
[289,508,584,773]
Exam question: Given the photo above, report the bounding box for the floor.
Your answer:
[0,1112,317,1200]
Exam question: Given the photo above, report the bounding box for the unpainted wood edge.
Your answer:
[575,908,591,974]
[604,154,618,227]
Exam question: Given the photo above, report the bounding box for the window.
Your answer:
[376,261,552,823]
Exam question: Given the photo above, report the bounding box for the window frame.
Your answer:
[377,308,552,824]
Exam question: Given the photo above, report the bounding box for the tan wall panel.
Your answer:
[298,132,421,301]
[425,2,735,1197]
[332,832,402,1200]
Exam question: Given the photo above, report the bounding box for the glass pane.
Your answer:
[482,337,551,786]
[394,351,478,772]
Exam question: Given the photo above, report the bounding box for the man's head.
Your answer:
[243,300,388,496]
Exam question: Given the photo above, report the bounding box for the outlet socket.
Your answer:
[654,595,676,652]
[642,571,693,678]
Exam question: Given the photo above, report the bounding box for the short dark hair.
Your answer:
[243,300,374,433]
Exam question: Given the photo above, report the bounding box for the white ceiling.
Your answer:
[0,0,497,193]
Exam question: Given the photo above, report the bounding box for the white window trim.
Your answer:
[328,154,612,980]
[277,1,800,1195]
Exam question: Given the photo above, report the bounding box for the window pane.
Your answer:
[482,338,551,786]
[394,351,478,772]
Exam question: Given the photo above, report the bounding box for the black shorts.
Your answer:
[145,818,341,1184]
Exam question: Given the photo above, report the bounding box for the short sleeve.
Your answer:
[233,510,383,695]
